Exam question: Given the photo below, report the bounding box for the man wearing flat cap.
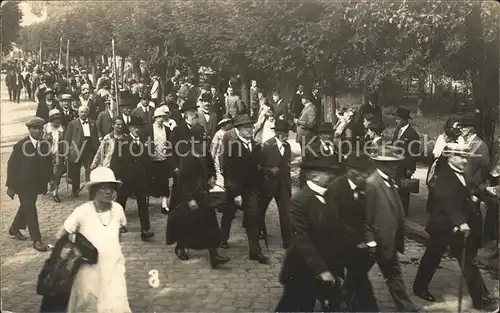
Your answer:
[6,117,52,252]
[391,107,420,217]
[276,155,344,312]
[413,143,498,312]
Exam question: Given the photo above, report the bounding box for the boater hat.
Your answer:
[153,107,168,118]
[60,94,73,101]
[442,143,480,157]
[86,167,122,189]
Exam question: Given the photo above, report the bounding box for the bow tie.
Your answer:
[452,169,465,175]
[81,120,88,124]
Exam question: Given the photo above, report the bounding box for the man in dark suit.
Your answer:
[6,117,52,252]
[249,80,260,121]
[312,83,322,126]
[12,69,24,103]
[271,90,291,126]
[64,105,99,197]
[96,97,115,141]
[131,94,155,136]
[258,120,292,249]
[221,114,269,264]
[6,67,15,101]
[356,93,383,125]
[59,94,78,128]
[291,84,305,120]
[164,91,182,124]
[276,156,345,312]
[178,77,198,103]
[325,154,379,312]
[36,88,61,122]
[365,145,419,312]
[413,144,498,312]
[116,116,155,241]
[391,108,420,216]
[197,93,219,141]
[210,85,225,120]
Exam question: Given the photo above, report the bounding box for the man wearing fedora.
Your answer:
[258,119,292,250]
[325,154,379,312]
[276,156,344,312]
[365,145,420,312]
[221,114,269,264]
[413,143,498,312]
[6,117,52,252]
[391,107,420,217]
[116,115,155,241]
[118,92,135,130]
[36,88,61,122]
[64,105,99,198]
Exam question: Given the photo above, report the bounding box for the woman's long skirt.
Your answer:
[149,160,170,198]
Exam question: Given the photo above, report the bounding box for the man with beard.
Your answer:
[221,114,269,264]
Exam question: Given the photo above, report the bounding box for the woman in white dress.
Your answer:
[55,167,131,313]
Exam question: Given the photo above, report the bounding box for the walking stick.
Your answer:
[457,230,469,313]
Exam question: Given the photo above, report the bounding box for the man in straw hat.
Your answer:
[365,145,420,312]
[276,155,344,312]
[60,93,78,128]
[220,114,269,263]
[412,143,498,312]
[258,119,292,250]
[325,153,379,312]
[6,117,52,252]
[391,107,420,217]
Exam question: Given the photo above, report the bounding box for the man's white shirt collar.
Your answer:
[29,135,38,147]
[307,180,327,203]
[347,178,357,191]
[399,124,409,135]
[466,133,477,145]
[235,128,251,146]
[376,169,392,187]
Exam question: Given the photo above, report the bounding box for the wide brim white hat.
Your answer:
[153,107,169,118]
[86,167,122,189]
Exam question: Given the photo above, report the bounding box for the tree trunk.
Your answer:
[416,71,425,116]
[90,55,97,86]
[132,58,141,81]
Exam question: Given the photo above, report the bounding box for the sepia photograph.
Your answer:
[0,0,499,312]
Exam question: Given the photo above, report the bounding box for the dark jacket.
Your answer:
[6,136,52,195]
[280,184,346,284]
[197,108,219,141]
[63,118,99,163]
[356,103,383,124]
[117,134,151,187]
[222,128,261,197]
[60,107,78,129]
[259,137,292,192]
[392,124,420,175]
[36,100,61,122]
[131,106,154,136]
[426,163,483,245]
[96,110,114,140]
[169,121,203,172]
[326,176,375,246]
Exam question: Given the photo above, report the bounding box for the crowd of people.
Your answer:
[4,59,500,313]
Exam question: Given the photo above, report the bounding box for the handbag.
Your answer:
[36,233,98,296]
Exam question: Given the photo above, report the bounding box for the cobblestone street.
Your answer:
[1,75,498,312]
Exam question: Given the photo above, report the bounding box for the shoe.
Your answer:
[413,290,436,302]
[210,252,230,269]
[161,207,169,215]
[220,241,229,249]
[120,226,128,233]
[175,246,189,261]
[71,191,79,198]
[474,300,499,312]
[249,252,270,264]
[53,195,61,203]
[33,241,48,252]
[140,229,154,241]
[9,228,27,241]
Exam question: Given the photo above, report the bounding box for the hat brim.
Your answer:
[442,150,481,157]
[48,114,63,121]
[86,180,122,189]
[369,155,405,161]
[217,118,233,126]
[153,114,168,118]
[233,121,254,128]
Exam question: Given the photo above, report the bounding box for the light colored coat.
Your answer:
[296,103,316,144]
